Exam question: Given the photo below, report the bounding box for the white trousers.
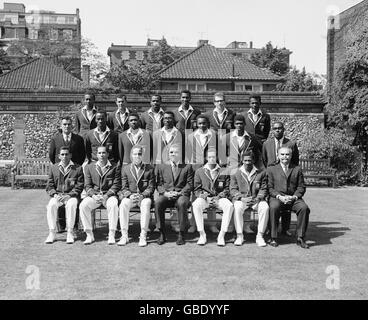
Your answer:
[119,198,152,234]
[46,197,78,231]
[79,196,119,232]
[192,198,234,232]
[233,200,269,235]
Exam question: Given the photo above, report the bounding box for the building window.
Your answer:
[135,51,144,61]
[57,16,66,24]
[178,83,206,92]
[49,29,58,40]
[63,29,73,41]
[121,51,130,61]
[235,83,262,92]
[28,29,38,40]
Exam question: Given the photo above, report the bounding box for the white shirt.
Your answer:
[178,105,194,119]
[280,163,289,173]
[204,163,221,180]
[275,137,284,158]
[62,133,72,143]
[248,108,262,123]
[59,160,74,174]
[240,165,258,181]
[117,109,129,125]
[148,108,164,122]
[127,128,144,144]
[161,126,178,144]
[96,160,112,175]
[94,126,110,143]
[231,130,250,147]
[214,107,228,123]
[134,163,144,177]
[195,129,211,147]
[83,105,97,121]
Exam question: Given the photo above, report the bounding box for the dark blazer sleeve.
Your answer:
[85,165,96,197]
[156,165,166,195]
[262,141,268,168]
[140,113,147,130]
[118,133,124,164]
[255,170,268,201]
[264,114,271,139]
[107,166,121,197]
[292,142,300,167]
[76,112,81,134]
[111,133,119,163]
[75,134,86,165]
[294,168,306,199]
[68,166,84,197]
[142,167,155,198]
[267,167,279,199]
[49,137,57,164]
[46,168,57,197]
[193,170,206,198]
[230,174,242,201]
[180,165,194,197]
[84,133,92,162]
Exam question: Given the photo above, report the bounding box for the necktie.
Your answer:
[276,140,281,159]
[172,163,178,180]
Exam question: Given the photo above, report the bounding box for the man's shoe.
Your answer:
[138,236,147,247]
[108,231,116,245]
[234,235,244,246]
[187,225,197,233]
[197,234,207,246]
[157,233,166,245]
[83,232,95,245]
[269,239,279,247]
[66,232,74,244]
[176,233,185,245]
[296,238,309,249]
[217,235,226,247]
[117,235,128,246]
[45,231,56,244]
[256,235,267,247]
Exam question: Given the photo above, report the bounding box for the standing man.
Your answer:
[118,146,155,247]
[241,95,271,144]
[262,121,300,236]
[79,146,121,245]
[49,116,85,166]
[76,92,98,137]
[230,151,269,247]
[107,94,131,134]
[192,149,234,246]
[173,90,201,134]
[267,147,310,249]
[155,144,194,245]
[140,94,165,133]
[85,110,119,164]
[45,147,84,244]
[118,113,152,165]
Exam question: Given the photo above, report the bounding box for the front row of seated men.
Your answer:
[45,143,310,249]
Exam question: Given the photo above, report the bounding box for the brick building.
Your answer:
[327,0,368,92]
[0,2,81,78]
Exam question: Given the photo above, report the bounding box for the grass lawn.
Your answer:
[0,186,367,300]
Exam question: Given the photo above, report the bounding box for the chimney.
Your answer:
[82,65,90,86]
[197,39,209,47]
[250,41,253,49]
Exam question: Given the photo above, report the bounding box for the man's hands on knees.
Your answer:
[241,197,256,207]
[164,191,180,200]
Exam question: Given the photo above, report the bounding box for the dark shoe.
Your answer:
[296,238,309,249]
[269,239,279,247]
[281,230,293,237]
[157,233,166,245]
[176,233,185,245]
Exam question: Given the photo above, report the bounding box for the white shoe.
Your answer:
[209,225,220,233]
[188,225,197,233]
[234,235,244,246]
[256,235,267,247]
[66,232,74,244]
[197,234,207,246]
[108,231,116,245]
[138,236,147,247]
[45,231,56,244]
[217,235,225,247]
[84,232,95,245]
[118,236,129,246]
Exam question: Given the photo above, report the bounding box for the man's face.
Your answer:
[249,98,260,114]
[61,119,72,135]
[163,113,174,128]
[58,150,71,165]
[131,148,143,166]
[197,118,208,132]
[96,113,106,129]
[234,120,245,132]
[169,147,180,163]
[273,123,285,140]
[150,96,161,110]
[207,152,217,165]
[278,148,291,166]
[214,95,226,110]
[242,155,254,171]
[180,93,191,107]
[97,148,108,162]
[128,116,139,130]
[116,97,126,110]
[84,94,95,108]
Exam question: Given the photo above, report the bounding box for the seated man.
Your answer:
[155,144,194,245]
[118,146,155,247]
[267,147,310,249]
[230,151,269,247]
[79,146,121,245]
[192,149,234,246]
[45,147,84,244]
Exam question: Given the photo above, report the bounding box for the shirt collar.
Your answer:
[127,127,143,135]
[195,129,210,137]
[178,105,194,113]
[204,163,221,172]
[148,107,165,115]
[275,137,284,144]
[117,108,129,116]
[161,126,177,133]
[96,160,112,170]
[59,160,74,170]
[231,130,250,139]
[82,105,97,112]
[94,126,110,134]
[248,108,262,117]
[240,165,258,177]
[214,107,228,116]
[63,132,72,138]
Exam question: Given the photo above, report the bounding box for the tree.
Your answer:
[250,41,290,76]
[0,48,14,74]
[276,67,324,92]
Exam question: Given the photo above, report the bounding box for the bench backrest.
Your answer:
[300,158,331,172]
[15,158,51,175]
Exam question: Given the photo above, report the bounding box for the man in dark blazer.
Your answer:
[84,110,119,163]
[267,146,310,249]
[118,146,155,247]
[79,146,121,245]
[118,113,152,165]
[140,94,165,133]
[107,94,131,134]
[262,121,300,236]
[240,95,271,144]
[155,144,194,245]
[192,149,233,246]
[49,116,85,166]
[45,146,84,244]
[75,92,98,137]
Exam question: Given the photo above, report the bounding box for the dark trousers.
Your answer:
[281,212,291,232]
[269,198,310,239]
[155,195,190,232]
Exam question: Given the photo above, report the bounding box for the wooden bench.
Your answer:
[11,158,51,189]
[300,158,337,188]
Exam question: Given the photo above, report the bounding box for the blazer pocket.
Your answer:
[68,178,76,187]
[107,178,113,187]
[141,179,149,188]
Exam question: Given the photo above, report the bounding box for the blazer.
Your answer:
[230,168,267,201]
[152,128,183,165]
[203,108,236,132]
[46,163,84,198]
[118,163,155,199]
[107,110,130,134]
[266,164,306,199]
[262,137,299,168]
[84,129,119,163]
[118,129,152,165]
[49,132,86,166]
[185,129,218,166]
[173,106,201,134]
[156,163,193,197]
[193,166,229,199]
[241,111,271,143]
[76,107,97,137]
[140,110,164,133]
[84,162,121,197]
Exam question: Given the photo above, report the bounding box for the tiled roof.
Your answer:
[159,44,282,81]
[0,57,83,90]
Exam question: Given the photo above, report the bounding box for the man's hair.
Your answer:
[60,115,72,123]
[243,150,255,160]
[97,145,108,153]
[59,146,70,154]
[84,91,95,100]
[213,92,225,101]
[278,146,292,154]
[181,89,191,97]
[151,94,162,101]
[249,94,261,103]
[207,147,217,155]
[131,145,144,154]
[96,110,107,118]
[234,114,245,123]
[164,110,175,118]
[272,121,284,129]
[196,114,210,125]
[169,144,181,152]
[128,112,140,119]
[116,94,127,101]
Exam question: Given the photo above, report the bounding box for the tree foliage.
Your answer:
[276,67,324,92]
[0,48,14,74]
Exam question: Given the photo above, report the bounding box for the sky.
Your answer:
[7,0,365,75]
